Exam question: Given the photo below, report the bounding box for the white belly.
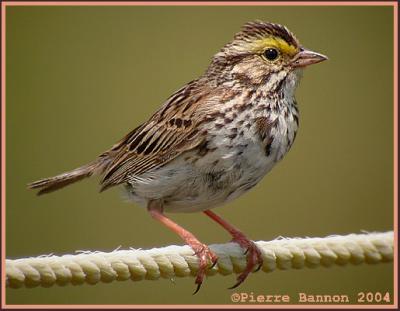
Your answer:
[124,112,296,213]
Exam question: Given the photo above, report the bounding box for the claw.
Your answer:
[228,278,244,290]
[189,243,218,293]
[193,282,202,295]
[231,238,263,288]
[210,258,218,269]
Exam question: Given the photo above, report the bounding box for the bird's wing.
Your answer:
[99,80,215,191]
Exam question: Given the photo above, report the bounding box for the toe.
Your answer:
[190,243,219,293]
[230,239,263,288]
[193,278,203,295]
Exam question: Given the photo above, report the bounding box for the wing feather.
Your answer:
[99,80,213,191]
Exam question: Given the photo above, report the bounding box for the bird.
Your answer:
[28,20,327,293]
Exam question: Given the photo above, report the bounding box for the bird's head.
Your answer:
[206,21,327,93]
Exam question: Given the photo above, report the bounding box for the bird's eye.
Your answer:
[263,48,279,61]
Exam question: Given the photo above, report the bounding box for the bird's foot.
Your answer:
[190,242,218,294]
[147,205,218,294]
[229,234,263,289]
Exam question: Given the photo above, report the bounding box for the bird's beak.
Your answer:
[291,49,328,68]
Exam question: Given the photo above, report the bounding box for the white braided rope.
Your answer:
[6,231,393,288]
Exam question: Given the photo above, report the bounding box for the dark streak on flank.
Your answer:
[265,136,274,157]
[293,114,299,126]
[255,116,278,141]
[224,117,233,124]
[228,133,237,140]
[234,103,247,113]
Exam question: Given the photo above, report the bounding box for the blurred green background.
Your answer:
[6,5,394,305]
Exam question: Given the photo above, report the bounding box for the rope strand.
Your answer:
[6,231,393,288]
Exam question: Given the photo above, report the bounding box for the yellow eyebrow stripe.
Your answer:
[251,37,298,56]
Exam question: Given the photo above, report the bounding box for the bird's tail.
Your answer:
[28,158,106,195]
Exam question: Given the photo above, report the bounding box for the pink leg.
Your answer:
[148,201,218,294]
[203,210,263,289]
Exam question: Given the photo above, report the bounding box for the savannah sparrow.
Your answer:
[29,21,327,292]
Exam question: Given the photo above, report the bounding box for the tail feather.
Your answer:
[28,160,102,195]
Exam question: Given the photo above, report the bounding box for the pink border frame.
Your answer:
[1,1,398,309]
